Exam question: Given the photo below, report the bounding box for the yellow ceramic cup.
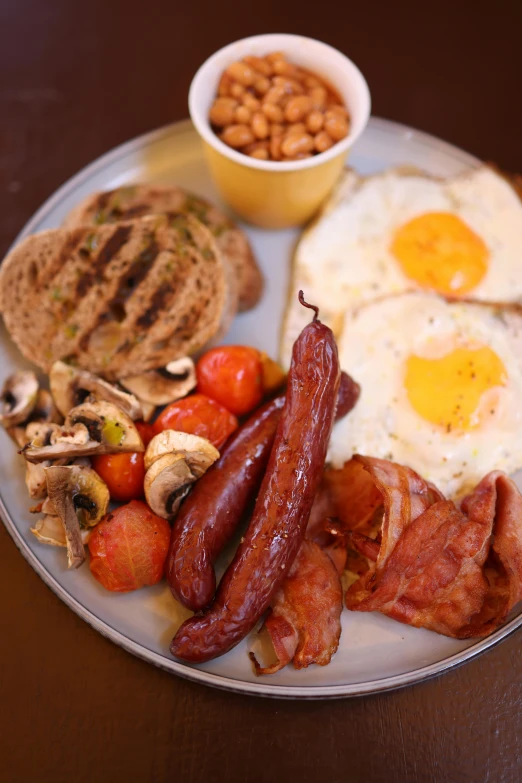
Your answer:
[189,34,371,229]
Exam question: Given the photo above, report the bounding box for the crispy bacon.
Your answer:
[306,457,383,576]
[308,458,383,537]
[250,539,343,675]
[346,458,522,639]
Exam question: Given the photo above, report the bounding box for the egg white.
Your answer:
[281,166,522,367]
[328,292,522,499]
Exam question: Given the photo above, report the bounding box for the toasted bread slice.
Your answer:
[0,214,230,379]
[64,185,263,312]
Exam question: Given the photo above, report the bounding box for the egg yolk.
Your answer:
[391,212,489,295]
[405,346,507,431]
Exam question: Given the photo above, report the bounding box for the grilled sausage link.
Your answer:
[168,371,359,612]
[167,395,285,610]
[170,294,340,662]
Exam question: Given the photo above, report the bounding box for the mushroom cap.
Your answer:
[120,357,196,406]
[144,430,219,473]
[50,361,143,420]
[144,453,194,519]
[65,464,110,528]
[0,370,39,427]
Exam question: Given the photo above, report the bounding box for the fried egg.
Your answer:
[327,293,522,499]
[282,166,522,366]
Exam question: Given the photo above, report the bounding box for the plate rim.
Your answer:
[3,116,520,699]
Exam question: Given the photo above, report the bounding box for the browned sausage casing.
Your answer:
[167,371,359,613]
[167,395,285,611]
[336,370,360,421]
[170,299,340,663]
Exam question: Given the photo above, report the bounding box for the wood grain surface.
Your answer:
[1,1,522,781]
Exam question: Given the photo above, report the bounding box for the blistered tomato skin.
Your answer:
[152,394,238,449]
[196,346,263,416]
[88,500,170,593]
[92,452,145,502]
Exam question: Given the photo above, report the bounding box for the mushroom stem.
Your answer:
[45,467,88,568]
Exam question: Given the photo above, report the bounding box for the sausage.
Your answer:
[167,395,285,611]
[170,293,340,663]
[168,371,359,613]
[336,370,360,420]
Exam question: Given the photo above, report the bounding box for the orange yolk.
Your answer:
[405,346,507,431]
[391,212,489,295]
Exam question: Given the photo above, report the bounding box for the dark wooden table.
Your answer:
[1,2,522,781]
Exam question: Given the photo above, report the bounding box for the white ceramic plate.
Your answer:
[2,118,521,699]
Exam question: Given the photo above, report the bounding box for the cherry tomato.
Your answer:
[88,500,170,592]
[153,393,238,449]
[135,420,155,447]
[92,452,145,502]
[196,345,263,416]
[259,351,286,395]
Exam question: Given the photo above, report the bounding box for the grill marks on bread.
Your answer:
[63,184,263,311]
[0,215,226,379]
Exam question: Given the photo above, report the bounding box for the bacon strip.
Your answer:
[250,539,343,675]
[308,458,383,538]
[346,458,522,639]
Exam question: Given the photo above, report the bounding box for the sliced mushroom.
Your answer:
[30,514,67,548]
[144,453,195,518]
[25,461,49,500]
[145,430,219,473]
[7,388,63,446]
[143,430,219,519]
[24,447,91,502]
[32,389,62,423]
[41,495,57,515]
[0,371,38,427]
[50,361,143,420]
[120,357,196,406]
[9,426,30,449]
[23,400,144,462]
[45,464,110,568]
[139,401,157,423]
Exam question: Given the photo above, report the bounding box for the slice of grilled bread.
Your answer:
[64,184,263,312]
[0,214,230,379]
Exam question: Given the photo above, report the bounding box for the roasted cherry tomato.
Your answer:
[153,393,238,449]
[88,500,170,592]
[259,351,286,395]
[135,420,155,447]
[92,452,145,502]
[196,346,264,416]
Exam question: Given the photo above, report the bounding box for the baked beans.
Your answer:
[209,52,350,162]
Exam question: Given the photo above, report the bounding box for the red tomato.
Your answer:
[135,420,155,447]
[153,393,238,449]
[196,345,264,416]
[92,452,145,502]
[88,500,170,592]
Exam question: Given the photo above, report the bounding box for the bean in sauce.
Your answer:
[209,52,351,162]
